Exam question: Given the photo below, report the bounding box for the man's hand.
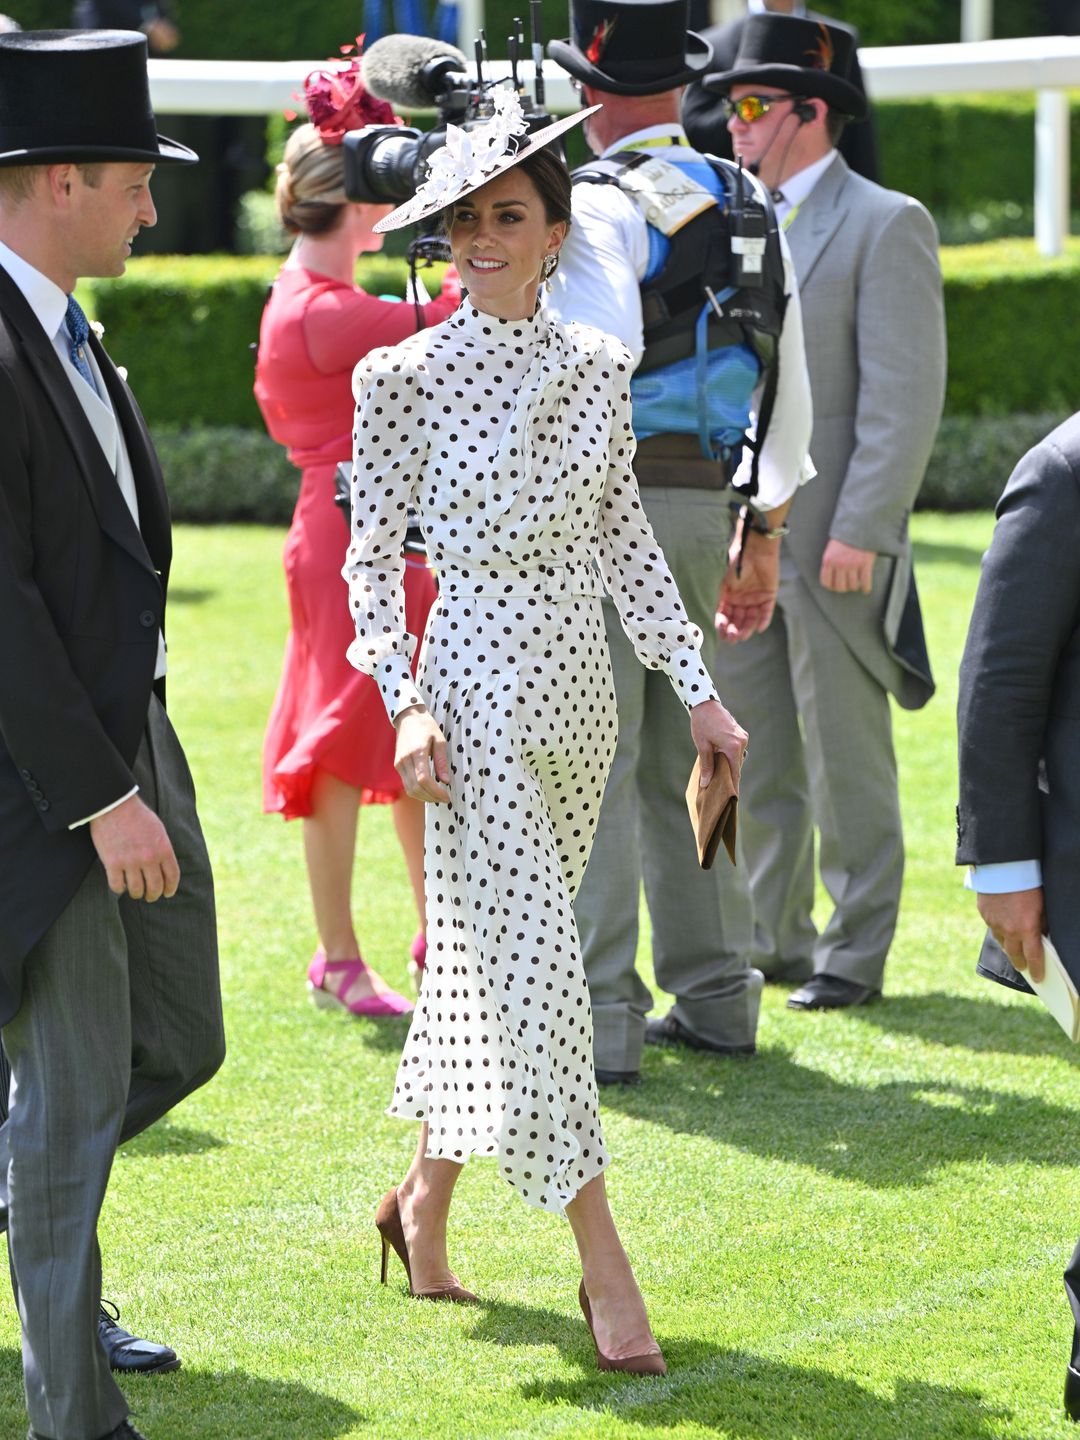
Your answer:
[689,699,749,790]
[394,705,451,803]
[717,533,780,643]
[976,887,1047,983]
[820,539,876,594]
[90,794,180,902]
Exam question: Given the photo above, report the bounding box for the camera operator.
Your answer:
[255,49,461,1015]
[545,0,813,1080]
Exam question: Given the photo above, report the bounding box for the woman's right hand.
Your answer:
[394,705,451,803]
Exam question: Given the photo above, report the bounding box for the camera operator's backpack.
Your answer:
[572,151,787,498]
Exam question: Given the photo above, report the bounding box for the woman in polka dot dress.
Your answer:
[344,97,748,1372]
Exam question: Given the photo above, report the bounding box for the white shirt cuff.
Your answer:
[964,860,1043,894]
[69,786,138,830]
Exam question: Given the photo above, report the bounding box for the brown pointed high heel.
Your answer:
[578,1281,667,1375]
[375,1187,479,1303]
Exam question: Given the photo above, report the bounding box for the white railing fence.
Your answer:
[147,35,1080,256]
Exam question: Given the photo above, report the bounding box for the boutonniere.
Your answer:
[116,366,128,383]
[89,320,105,342]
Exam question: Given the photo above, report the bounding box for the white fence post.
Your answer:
[1035,88,1070,257]
[961,0,993,43]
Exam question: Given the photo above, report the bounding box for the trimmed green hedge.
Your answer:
[83,254,437,429]
[940,238,1080,416]
[878,93,1080,220]
[155,409,1068,524]
[83,240,1080,429]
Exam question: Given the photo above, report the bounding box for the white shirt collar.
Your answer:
[0,237,71,346]
[775,149,838,212]
[601,123,688,159]
[748,0,807,12]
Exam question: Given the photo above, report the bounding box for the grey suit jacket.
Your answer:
[957,413,1080,986]
[784,153,946,710]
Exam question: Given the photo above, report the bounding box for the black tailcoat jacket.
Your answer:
[0,263,171,1025]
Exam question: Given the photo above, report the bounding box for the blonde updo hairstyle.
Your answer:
[276,123,350,235]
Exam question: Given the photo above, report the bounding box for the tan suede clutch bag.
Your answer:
[685,754,738,869]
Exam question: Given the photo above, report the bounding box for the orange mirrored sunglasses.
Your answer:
[722,93,800,123]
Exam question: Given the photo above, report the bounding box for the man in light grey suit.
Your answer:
[956,412,1080,1421]
[704,14,947,1008]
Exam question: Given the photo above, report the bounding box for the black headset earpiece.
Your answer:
[793,100,815,124]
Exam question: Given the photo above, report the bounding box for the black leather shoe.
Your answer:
[644,1013,755,1055]
[595,1068,640,1086]
[1065,1364,1080,1420]
[787,975,881,1011]
[99,1302,180,1375]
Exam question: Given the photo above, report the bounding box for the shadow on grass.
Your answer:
[911,538,986,568]
[464,1308,1010,1439]
[118,1120,226,1159]
[522,1345,1010,1439]
[350,1014,414,1053]
[0,1345,364,1440]
[848,991,1079,1060]
[167,587,217,606]
[602,1048,1078,1187]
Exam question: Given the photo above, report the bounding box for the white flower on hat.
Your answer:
[411,86,530,212]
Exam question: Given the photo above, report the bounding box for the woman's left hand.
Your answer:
[689,699,749,790]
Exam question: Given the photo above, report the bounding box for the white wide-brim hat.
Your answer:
[374,91,601,233]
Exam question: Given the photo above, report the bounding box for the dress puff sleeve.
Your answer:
[343,350,429,721]
[595,343,721,712]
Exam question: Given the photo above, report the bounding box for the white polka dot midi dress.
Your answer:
[345,302,718,1213]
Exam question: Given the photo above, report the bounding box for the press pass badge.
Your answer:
[617,156,717,236]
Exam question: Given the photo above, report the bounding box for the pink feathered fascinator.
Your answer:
[290,38,398,144]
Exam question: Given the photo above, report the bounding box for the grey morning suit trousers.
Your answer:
[574,487,763,1072]
[0,696,224,1440]
[713,555,903,988]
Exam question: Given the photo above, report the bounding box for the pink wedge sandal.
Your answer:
[307,951,413,1018]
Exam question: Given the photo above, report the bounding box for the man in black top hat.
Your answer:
[0,29,224,1440]
[705,14,945,1011]
[681,1,879,182]
[546,0,813,1078]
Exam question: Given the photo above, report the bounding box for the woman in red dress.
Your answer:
[255,51,461,1016]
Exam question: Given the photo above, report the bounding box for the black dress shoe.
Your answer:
[99,1302,180,1375]
[1065,1364,1080,1420]
[644,1013,755,1055]
[595,1068,641,1086]
[786,975,881,1011]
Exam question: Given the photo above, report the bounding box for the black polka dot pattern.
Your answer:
[343,303,719,1211]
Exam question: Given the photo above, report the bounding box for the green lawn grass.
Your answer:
[5,512,1079,1440]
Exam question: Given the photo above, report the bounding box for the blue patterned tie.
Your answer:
[64,294,97,391]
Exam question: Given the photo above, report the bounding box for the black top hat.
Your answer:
[0,30,198,168]
[703,14,867,121]
[548,0,712,97]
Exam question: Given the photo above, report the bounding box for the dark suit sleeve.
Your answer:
[681,21,740,160]
[837,49,880,183]
[956,430,1080,865]
[0,368,137,832]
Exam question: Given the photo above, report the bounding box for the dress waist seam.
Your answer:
[437,560,604,602]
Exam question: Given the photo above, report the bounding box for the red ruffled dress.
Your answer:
[255,265,460,818]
